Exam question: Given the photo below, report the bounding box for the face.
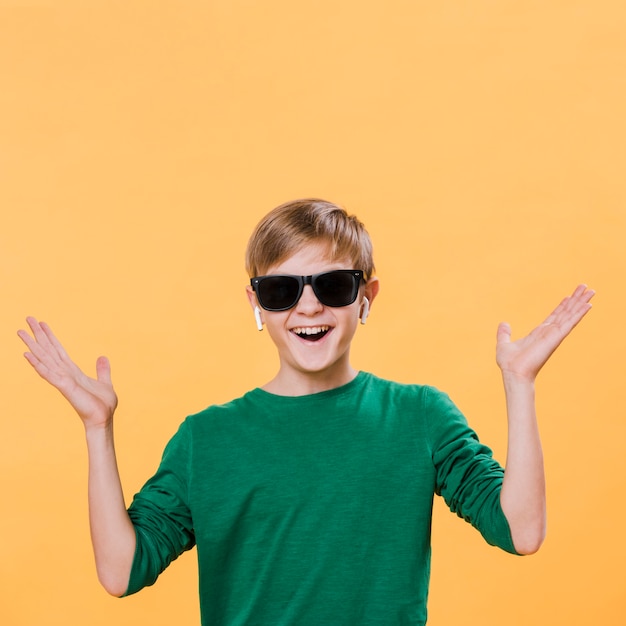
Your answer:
[247,242,379,394]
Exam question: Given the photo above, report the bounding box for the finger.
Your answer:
[22,346,64,386]
[96,356,112,385]
[567,284,594,306]
[575,285,595,305]
[543,285,594,326]
[17,326,38,353]
[543,290,576,324]
[545,289,594,340]
[496,321,512,345]
[39,320,73,365]
[557,298,593,336]
[18,324,53,366]
[572,283,594,298]
[23,317,63,366]
[19,318,78,383]
[557,286,594,320]
[562,285,594,316]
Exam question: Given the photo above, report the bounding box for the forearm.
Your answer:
[85,423,136,596]
[499,373,546,555]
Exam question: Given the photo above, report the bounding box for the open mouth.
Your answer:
[291,325,331,342]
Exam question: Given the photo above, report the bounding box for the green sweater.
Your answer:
[125,372,518,625]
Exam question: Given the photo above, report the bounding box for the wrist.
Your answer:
[500,368,537,388]
[84,419,115,444]
[501,371,537,411]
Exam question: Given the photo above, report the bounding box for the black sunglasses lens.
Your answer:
[314,272,359,307]
[258,276,301,310]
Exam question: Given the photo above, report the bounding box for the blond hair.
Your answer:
[245,198,375,279]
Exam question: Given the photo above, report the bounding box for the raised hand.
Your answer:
[496,284,595,383]
[18,317,118,428]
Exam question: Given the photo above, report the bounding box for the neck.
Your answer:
[262,365,359,397]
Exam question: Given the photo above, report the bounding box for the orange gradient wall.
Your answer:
[1,2,624,625]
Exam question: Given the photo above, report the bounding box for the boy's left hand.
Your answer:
[496,284,594,383]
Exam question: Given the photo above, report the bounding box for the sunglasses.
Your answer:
[251,270,364,311]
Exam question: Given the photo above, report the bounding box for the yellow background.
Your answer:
[1,1,624,624]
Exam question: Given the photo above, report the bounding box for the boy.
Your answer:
[18,198,594,625]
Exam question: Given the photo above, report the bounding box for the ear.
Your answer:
[360,297,370,324]
[360,277,380,324]
[246,285,265,331]
[245,285,258,311]
[363,276,380,307]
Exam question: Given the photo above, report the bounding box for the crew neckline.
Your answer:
[250,371,369,402]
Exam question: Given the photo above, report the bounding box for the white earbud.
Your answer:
[254,306,264,331]
[360,297,370,325]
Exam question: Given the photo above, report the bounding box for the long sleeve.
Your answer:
[123,419,196,596]
[425,386,520,555]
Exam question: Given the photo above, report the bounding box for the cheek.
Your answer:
[337,307,360,335]
[263,311,290,346]
[262,313,287,339]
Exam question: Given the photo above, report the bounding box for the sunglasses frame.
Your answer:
[251,269,364,312]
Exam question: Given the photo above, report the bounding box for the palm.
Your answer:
[18,317,118,426]
[496,285,594,381]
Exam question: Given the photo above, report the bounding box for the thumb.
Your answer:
[496,322,511,346]
[95,356,112,384]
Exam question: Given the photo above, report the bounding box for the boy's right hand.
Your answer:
[18,317,118,429]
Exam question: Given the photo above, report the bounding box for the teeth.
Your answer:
[292,325,329,336]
